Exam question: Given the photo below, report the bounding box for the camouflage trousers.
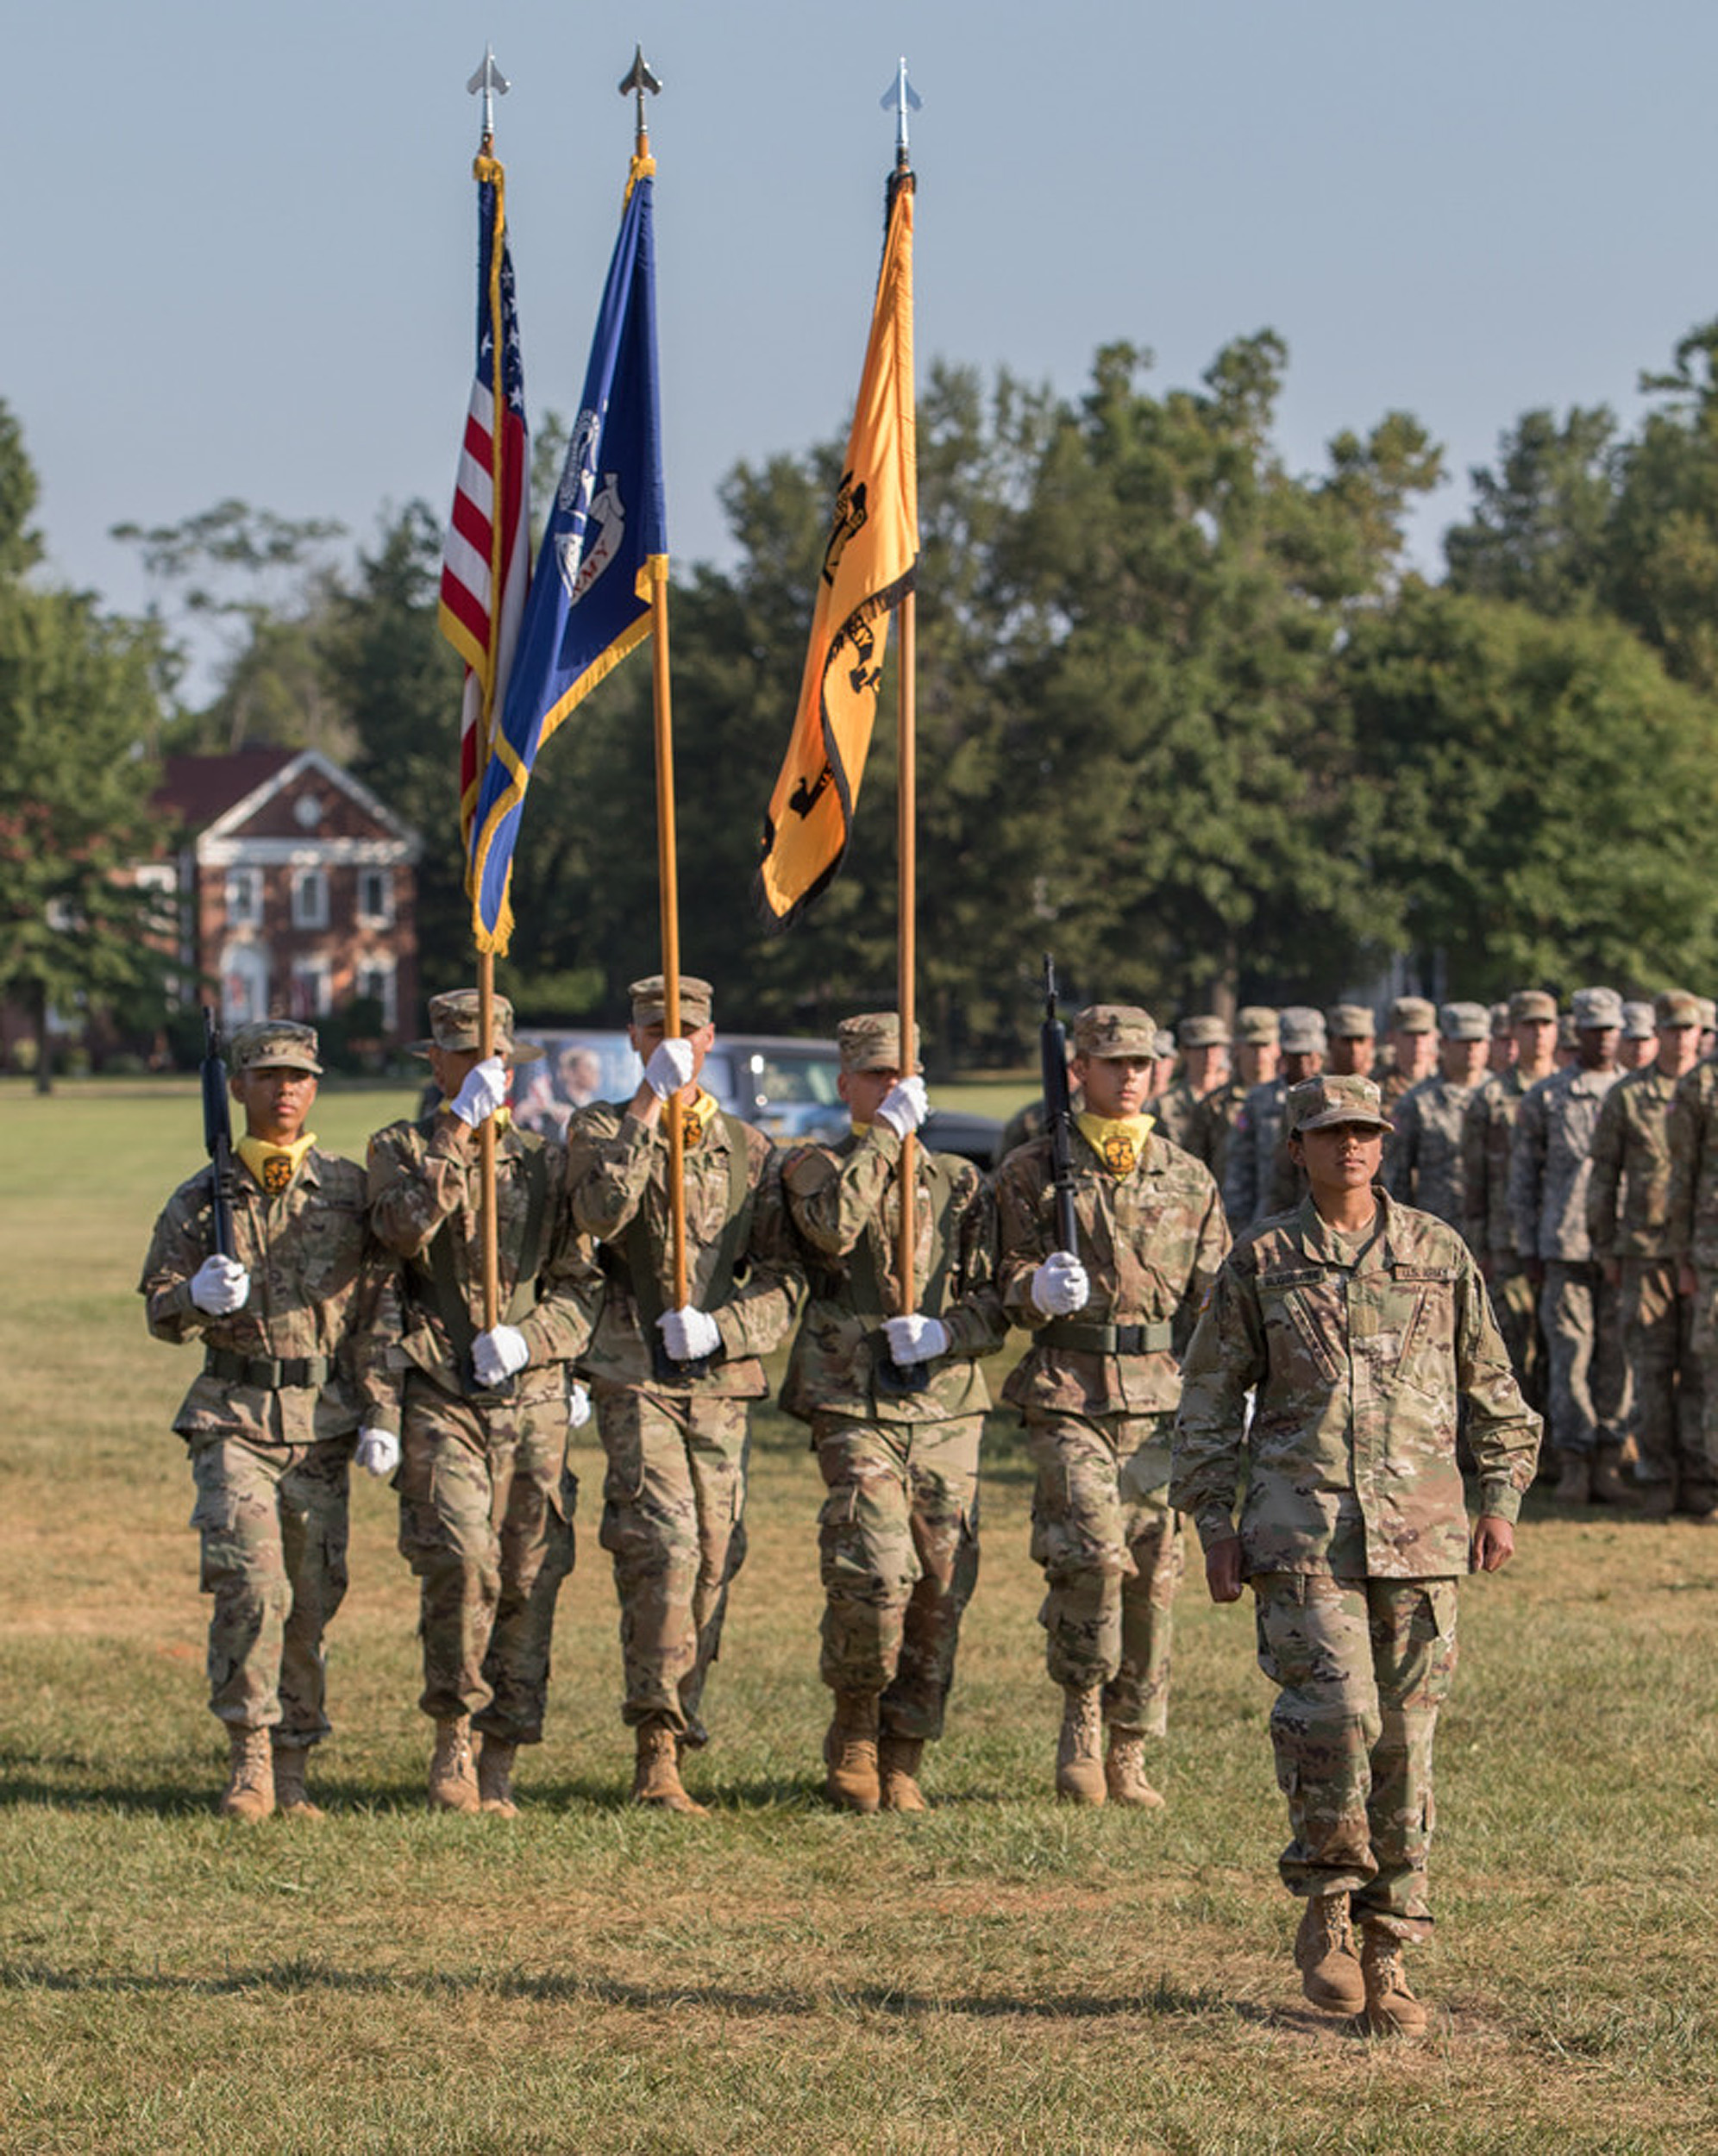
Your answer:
[1252,1571,1458,1940]
[1618,1259,1710,1504]
[595,1388,749,1741]
[812,1413,981,1744]
[1025,1409,1183,1736]
[1680,1268,1718,1510]
[1486,1257,1546,1416]
[1540,1260,1624,1457]
[188,1433,351,1745]
[396,1378,577,1745]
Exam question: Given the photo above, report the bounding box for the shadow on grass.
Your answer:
[0,1954,1337,2032]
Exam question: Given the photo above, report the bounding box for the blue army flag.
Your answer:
[467,159,667,953]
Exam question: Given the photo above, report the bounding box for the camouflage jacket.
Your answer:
[1508,1063,1621,1263]
[1460,1067,1536,1260]
[1186,1076,1247,1189]
[1222,1078,1287,1230]
[1384,1075,1480,1233]
[367,1111,601,1406]
[141,1146,398,1448]
[1155,1081,1201,1155]
[994,1125,1229,1419]
[566,1100,801,1397]
[780,1126,1005,1424]
[1587,1064,1679,1262]
[1171,1192,1539,1577]
[1667,1062,1718,1269]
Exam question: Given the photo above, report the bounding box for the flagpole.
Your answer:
[896,581,918,1313]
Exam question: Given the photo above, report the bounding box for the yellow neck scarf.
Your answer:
[680,1088,720,1148]
[1075,1112,1155,1176]
[237,1132,317,1196]
[439,1102,511,1134]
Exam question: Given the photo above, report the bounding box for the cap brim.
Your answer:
[1294,1110,1393,1136]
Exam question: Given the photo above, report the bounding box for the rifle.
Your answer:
[201,1007,237,1259]
[1040,954,1079,1257]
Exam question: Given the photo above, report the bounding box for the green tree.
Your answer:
[1442,405,1618,615]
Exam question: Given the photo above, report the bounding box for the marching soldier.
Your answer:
[1157,1014,1232,1153]
[1174,1074,1538,2036]
[1384,1002,1490,1234]
[367,991,601,1816]
[1463,991,1558,1410]
[781,1014,1006,1812]
[1186,1006,1277,1194]
[567,975,802,1814]
[994,1005,1229,1808]
[1326,1005,1377,1081]
[1619,1002,1659,1074]
[1223,1006,1326,1232]
[1509,986,1630,1504]
[1379,997,1437,1118]
[141,1018,398,1821]
[1589,992,1706,1516]
[1664,1021,1718,1525]
[1487,1002,1516,1077]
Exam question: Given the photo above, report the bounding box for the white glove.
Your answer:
[354,1426,400,1479]
[883,1313,950,1366]
[191,1253,251,1315]
[1031,1252,1090,1317]
[566,1382,592,1430]
[643,1038,696,1100]
[448,1056,508,1128]
[658,1305,721,1363]
[473,1323,531,1388]
[875,1075,929,1138]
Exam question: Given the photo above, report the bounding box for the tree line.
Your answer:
[9,318,1718,1074]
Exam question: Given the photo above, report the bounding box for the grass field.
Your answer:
[3,1080,1716,2154]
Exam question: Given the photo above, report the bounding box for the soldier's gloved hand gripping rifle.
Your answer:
[1041,954,1080,1257]
[202,1007,237,1259]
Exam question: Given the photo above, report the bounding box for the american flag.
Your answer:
[440,154,530,883]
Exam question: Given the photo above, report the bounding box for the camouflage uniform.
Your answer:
[567,1062,800,1744]
[1665,1060,1718,1516]
[1156,1080,1201,1153]
[1186,1076,1247,1189]
[1384,1074,1482,1234]
[368,1101,599,1749]
[995,1104,1229,1744]
[141,1031,395,1753]
[1461,1065,1546,1410]
[1509,1057,1625,1460]
[1172,1169,1539,1940]
[1223,1008,1322,1232]
[782,1119,1004,1745]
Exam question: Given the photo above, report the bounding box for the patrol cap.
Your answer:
[228,1018,322,1075]
[1389,996,1437,1035]
[1279,1005,1327,1055]
[1286,1073,1393,1136]
[1152,1029,1176,1062]
[1489,1001,1512,1037]
[1235,1005,1279,1046]
[1177,1013,1232,1050]
[837,1012,921,1074]
[1439,1000,1491,1042]
[1655,990,1702,1029]
[412,990,543,1065]
[1571,986,1625,1031]
[1508,989,1558,1025]
[1558,1013,1577,1050]
[1621,1000,1657,1041]
[1699,998,1717,1034]
[1326,1003,1376,1039]
[629,974,714,1030]
[1071,1005,1157,1059]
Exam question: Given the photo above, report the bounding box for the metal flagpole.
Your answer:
[621,49,689,1311]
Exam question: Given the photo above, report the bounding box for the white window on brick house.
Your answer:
[224,867,264,927]
[356,867,394,927]
[291,865,329,930]
[354,955,398,1031]
[222,943,269,1029]
[290,956,331,1018]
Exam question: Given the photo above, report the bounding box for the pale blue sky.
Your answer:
[10,1,1718,656]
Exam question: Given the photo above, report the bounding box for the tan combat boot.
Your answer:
[1590,1451,1640,1507]
[1104,1733,1165,1809]
[1553,1451,1592,1504]
[271,1742,324,1821]
[1056,1686,1107,1805]
[1359,1922,1429,2036]
[1293,1893,1364,2014]
[878,1733,927,1814]
[824,1693,881,1814]
[476,1736,519,1817]
[219,1727,275,1823]
[633,1720,709,1816]
[428,1714,480,1813]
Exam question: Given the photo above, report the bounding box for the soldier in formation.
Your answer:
[367,992,601,1814]
[1379,997,1437,1117]
[781,1013,1005,1812]
[1325,1004,1377,1081]
[1173,1074,1539,2034]
[1383,1001,1489,1229]
[1665,1026,1718,1524]
[1185,1006,1277,1193]
[1463,990,1558,1412]
[566,975,802,1814]
[141,1019,398,1821]
[994,1005,1228,1808]
[1156,1014,1231,1154]
[1222,1006,1325,1231]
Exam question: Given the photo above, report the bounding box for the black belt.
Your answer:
[204,1349,332,1390]
[1039,1319,1172,1355]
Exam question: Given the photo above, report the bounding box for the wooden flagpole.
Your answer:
[649,557,690,1310]
[476,952,502,1330]
[896,586,918,1312]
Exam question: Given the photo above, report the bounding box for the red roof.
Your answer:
[154,750,298,830]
